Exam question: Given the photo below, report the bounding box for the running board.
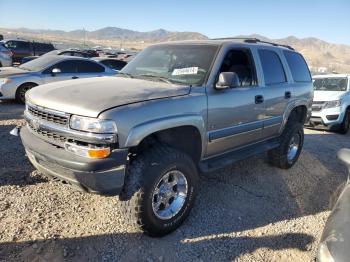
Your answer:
[199,138,280,173]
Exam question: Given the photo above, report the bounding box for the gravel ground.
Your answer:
[0,100,349,262]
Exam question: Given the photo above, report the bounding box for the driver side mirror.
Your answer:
[51,68,61,76]
[215,72,240,89]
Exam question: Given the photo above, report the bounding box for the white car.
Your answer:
[0,42,12,67]
[0,55,116,104]
[308,74,350,133]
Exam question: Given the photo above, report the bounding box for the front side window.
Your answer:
[44,60,77,73]
[313,78,348,91]
[258,49,286,85]
[120,44,219,86]
[284,51,311,82]
[218,49,257,87]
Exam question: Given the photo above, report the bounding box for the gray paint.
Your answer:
[24,40,313,161]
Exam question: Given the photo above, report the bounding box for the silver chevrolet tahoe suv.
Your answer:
[18,38,313,236]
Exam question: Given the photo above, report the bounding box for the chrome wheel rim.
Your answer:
[287,133,300,163]
[152,170,188,220]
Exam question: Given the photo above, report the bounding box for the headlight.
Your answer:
[70,115,117,133]
[0,78,11,85]
[323,100,341,109]
[318,242,335,262]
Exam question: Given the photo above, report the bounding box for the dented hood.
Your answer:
[27,76,190,117]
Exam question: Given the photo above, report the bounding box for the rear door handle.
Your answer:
[285,91,291,99]
[72,76,79,79]
[255,95,264,104]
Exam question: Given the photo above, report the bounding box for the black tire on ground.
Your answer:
[338,109,350,134]
[119,145,199,237]
[268,122,304,169]
[15,83,37,104]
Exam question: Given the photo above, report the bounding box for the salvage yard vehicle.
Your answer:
[318,148,350,262]
[306,74,350,134]
[0,55,116,104]
[17,38,313,236]
[2,39,55,64]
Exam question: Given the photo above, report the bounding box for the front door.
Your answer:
[206,48,265,157]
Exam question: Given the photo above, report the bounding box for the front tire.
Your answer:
[268,123,304,169]
[338,109,350,134]
[119,145,199,237]
[15,83,37,104]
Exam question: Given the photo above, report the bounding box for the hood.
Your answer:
[313,90,345,102]
[0,67,30,78]
[27,76,190,117]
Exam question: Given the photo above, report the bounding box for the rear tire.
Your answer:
[119,145,199,237]
[15,83,37,104]
[268,122,304,169]
[338,109,350,134]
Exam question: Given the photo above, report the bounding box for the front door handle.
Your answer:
[285,91,291,99]
[255,95,264,104]
[72,76,79,79]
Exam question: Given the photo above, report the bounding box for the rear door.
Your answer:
[257,49,289,138]
[206,47,265,157]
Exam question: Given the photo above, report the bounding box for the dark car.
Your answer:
[318,148,350,262]
[92,57,127,71]
[2,39,55,64]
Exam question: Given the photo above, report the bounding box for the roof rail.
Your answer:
[211,37,295,51]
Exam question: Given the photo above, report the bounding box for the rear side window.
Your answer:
[100,60,127,70]
[283,51,311,82]
[258,49,286,85]
[75,60,105,73]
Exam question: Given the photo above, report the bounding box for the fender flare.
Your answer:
[124,114,206,153]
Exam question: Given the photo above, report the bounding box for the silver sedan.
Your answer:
[0,55,116,103]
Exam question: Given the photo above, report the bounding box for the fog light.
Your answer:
[326,115,339,121]
[64,142,110,159]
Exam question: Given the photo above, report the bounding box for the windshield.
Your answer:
[19,55,59,71]
[313,77,348,91]
[119,44,219,86]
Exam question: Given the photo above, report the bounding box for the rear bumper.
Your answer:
[20,125,128,196]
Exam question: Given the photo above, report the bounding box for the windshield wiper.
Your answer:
[137,74,174,84]
[117,72,134,78]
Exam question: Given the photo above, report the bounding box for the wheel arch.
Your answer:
[125,116,205,163]
[280,103,308,133]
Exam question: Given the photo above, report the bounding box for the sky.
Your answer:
[0,0,349,45]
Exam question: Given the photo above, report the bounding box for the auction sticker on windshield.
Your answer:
[172,67,198,76]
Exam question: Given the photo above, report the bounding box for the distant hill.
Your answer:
[1,27,349,73]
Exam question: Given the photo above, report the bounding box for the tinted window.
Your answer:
[47,60,77,73]
[258,50,286,85]
[75,60,105,73]
[100,60,127,70]
[284,51,311,82]
[5,41,30,50]
[16,41,30,50]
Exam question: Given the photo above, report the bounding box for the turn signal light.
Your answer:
[87,148,111,159]
[64,142,111,159]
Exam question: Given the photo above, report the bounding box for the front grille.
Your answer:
[28,123,67,146]
[28,105,68,126]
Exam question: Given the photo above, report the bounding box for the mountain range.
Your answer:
[0,27,349,73]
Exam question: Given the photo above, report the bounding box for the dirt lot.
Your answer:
[0,100,349,262]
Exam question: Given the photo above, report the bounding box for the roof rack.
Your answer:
[211,37,295,51]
